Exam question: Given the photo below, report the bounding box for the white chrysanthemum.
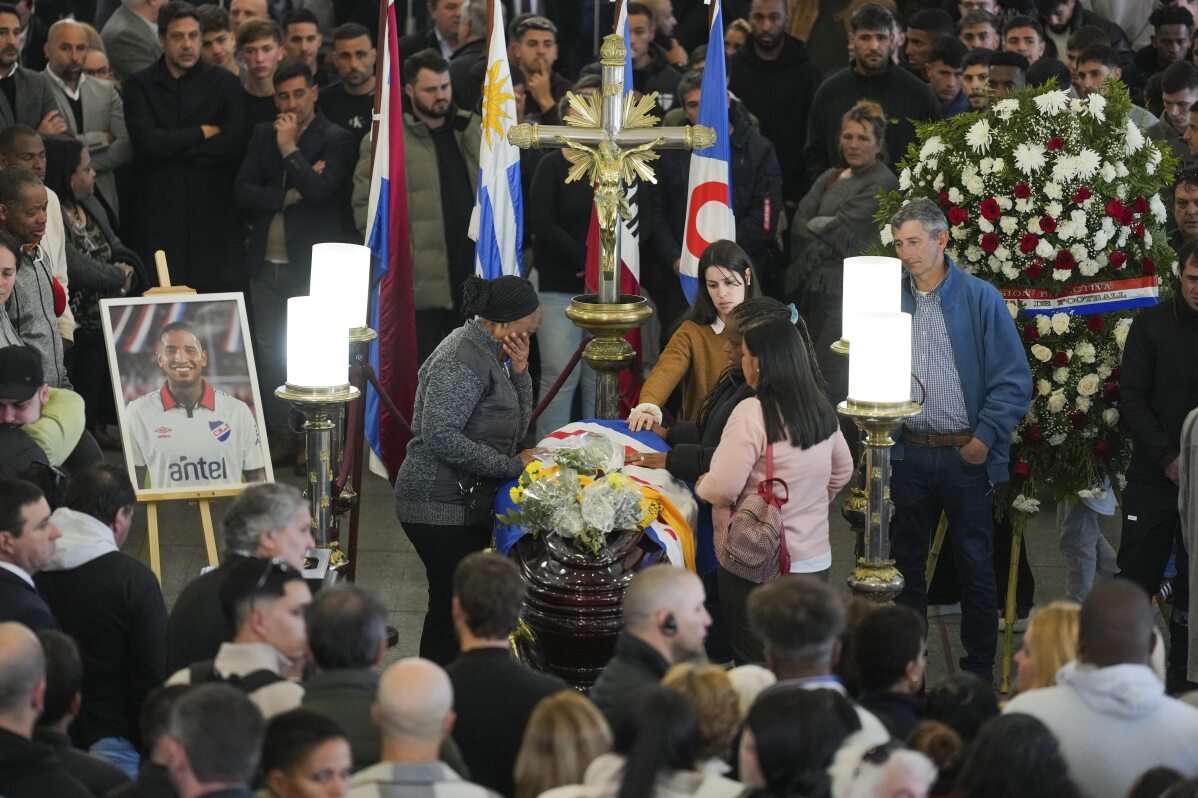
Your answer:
[928,159,938,170]
[1076,396,1092,412]
[951,226,967,241]
[993,98,1019,119]
[1070,208,1087,227]
[1125,119,1144,154]
[1098,362,1113,378]
[1074,148,1101,179]
[933,173,945,190]
[1099,163,1117,183]
[978,217,994,233]
[898,168,912,190]
[1093,232,1110,250]
[1047,391,1067,411]
[1070,98,1084,112]
[1087,93,1107,121]
[1012,494,1041,514]
[1036,238,1055,258]
[1014,142,1047,174]
[1043,182,1063,200]
[980,157,994,174]
[1101,215,1115,234]
[920,136,945,159]
[966,119,992,153]
[1035,315,1051,335]
[1102,408,1120,426]
[1070,243,1089,260]
[1052,268,1070,281]
[995,245,1010,261]
[1037,378,1052,396]
[1144,230,1153,247]
[1002,263,1020,280]
[1006,301,1019,319]
[992,158,1005,172]
[1114,318,1132,349]
[1016,198,1032,212]
[965,245,983,262]
[1047,201,1064,218]
[1034,90,1070,115]
[948,187,963,204]
[1115,162,1129,178]
[1117,229,1129,248]
[1049,433,1068,446]
[880,224,893,245]
[1054,367,1071,383]
[964,175,985,195]
[1079,260,1101,277]
[1076,341,1097,363]
[1051,313,1071,335]
[1151,194,1167,224]
[998,197,1012,210]
[1052,156,1077,183]
[1000,217,1019,234]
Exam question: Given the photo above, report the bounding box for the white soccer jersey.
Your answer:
[126,381,266,489]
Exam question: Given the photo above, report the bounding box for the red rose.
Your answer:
[948,206,969,226]
[981,198,1001,222]
[1106,199,1125,219]
[1068,411,1088,430]
[1087,316,1105,332]
[1109,251,1127,269]
[1023,323,1039,341]
[939,190,950,207]
[1094,440,1112,458]
[1072,186,1092,203]
[1144,258,1157,275]
[1047,137,1064,151]
[1055,250,1076,270]
[981,233,1000,253]
[1039,216,1057,233]
[1012,461,1031,480]
[1019,233,1039,254]
[1103,382,1120,401]
[1015,183,1032,199]
[1052,351,1070,367]
[1025,425,1043,444]
[1120,208,1136,226]
[1025,257,1046,279]
[1134,222,1146,239]
[1132,195,1149,214]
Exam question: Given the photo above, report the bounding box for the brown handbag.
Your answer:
[716,443,791,583]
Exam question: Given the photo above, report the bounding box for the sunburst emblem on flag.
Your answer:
[481,59,514,148]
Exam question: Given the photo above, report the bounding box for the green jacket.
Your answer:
[351,106,481,311]
[24,388,84,467]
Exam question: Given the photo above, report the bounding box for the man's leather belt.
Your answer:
[904,430,973,447]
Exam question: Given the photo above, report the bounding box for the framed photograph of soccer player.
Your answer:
[99,293,274,498]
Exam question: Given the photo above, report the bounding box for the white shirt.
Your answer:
[45,67,85,102]
[126,380,265,489]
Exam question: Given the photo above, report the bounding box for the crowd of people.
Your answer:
[3,0,1198,795]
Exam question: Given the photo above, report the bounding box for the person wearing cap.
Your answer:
[0,345,97,479]
[394,274,542,666]
[0,477,61,631]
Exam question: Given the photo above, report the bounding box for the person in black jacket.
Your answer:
[0,477,59,632]
[1036,0,1134,73]
[804,4,939,186]
[627,3,682,111]
[1118,238,1198,690]
[34,464,166,776]
[589,564,711,731]
[165,482,314,673]
[646,71,782,278]
[235,60,357,457]
[445,553,566,797]
[852,605,927,742]
[123,2,247,293]
[32,631,130,791]
[729,0,821,208]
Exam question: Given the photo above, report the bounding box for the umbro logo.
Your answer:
[155,426,172,438]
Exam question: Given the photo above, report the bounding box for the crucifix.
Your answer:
[507,32,715,417]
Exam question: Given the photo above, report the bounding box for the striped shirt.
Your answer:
[906,284,970,434]
[349,762,501,798]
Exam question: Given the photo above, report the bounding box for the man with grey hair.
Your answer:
[447,0,486,114]
[0,622,91,796]
[748,576,889,747]
[887,197,1031,683]
[160,683,263,798]
[589,564,711,730]
[349,658,498,798]
[165,482,314,672]
[100,0,164,81]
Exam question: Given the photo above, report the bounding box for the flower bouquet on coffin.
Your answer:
[876,80,1177,525]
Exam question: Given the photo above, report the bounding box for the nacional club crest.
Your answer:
[209,420,231,442]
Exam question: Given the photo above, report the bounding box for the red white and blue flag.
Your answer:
[364,0,417,481]
[678,0,734,303]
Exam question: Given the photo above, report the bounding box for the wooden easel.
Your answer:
[137,251,240,582]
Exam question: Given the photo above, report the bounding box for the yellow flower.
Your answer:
[637,499,661,530]
[509,485,525,504]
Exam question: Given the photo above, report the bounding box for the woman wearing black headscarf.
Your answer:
[393,274,543,664]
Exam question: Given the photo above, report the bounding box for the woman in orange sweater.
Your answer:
[628,240,758,431]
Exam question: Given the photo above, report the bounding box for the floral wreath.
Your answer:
[875,81,1178,521]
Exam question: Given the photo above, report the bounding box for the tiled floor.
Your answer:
[117,450,1124,690]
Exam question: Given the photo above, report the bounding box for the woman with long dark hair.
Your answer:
[542,687,743,798]
[628,240,759,431]
[696,318,853,664]
[43,135,143,447]
[739,689,861,798]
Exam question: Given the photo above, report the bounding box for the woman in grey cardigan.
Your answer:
[394,274,542,664]
[788,99,898,408]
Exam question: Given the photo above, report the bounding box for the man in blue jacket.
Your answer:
[888,198,1032,682]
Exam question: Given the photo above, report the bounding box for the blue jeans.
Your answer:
[90,736,140,779]
[891,444,997,679]
[536,292,595,439]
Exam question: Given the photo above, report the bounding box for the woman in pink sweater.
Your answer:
[696,318,853,664]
